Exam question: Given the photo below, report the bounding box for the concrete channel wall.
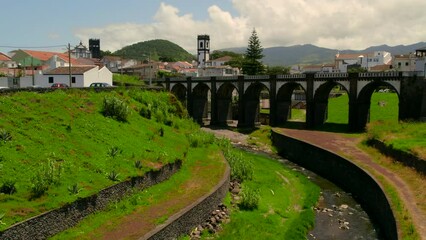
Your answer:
[144,161,230,240]
[271,130,398,240]
[0,161,182,240]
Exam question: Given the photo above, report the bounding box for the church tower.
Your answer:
[197,35,210,67]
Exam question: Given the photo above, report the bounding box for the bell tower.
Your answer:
[197,35,210,67]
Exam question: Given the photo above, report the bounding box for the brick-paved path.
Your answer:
[275,128,426,239]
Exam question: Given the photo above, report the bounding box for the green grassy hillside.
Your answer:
[0,89,201,229]
[114,39,195,62]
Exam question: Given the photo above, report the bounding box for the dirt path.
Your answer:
[275,128,426,239]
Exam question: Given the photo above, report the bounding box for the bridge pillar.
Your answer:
[305,73,315,129]
[400,74,426,121]
[237,76,247,128]
[186,77,193,119]
[348,73,360,131]
[165,77,171,91]
[269,75,277,126]
[210,77,218,125]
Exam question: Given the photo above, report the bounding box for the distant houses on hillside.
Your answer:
[0,40,112,88]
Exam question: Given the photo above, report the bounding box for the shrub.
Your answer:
[107,170,120,181]
[30,175,49,198]
[30,160,63,198]
[107,146,123,158]
[139,104,152,119]
[187,131,216,148]
[224,148,254,182]
[67,183,82,195]
[134,160,143,169]
[0,180,17,195]
[239,186,260,210]
[102,96,130,122]
[0,128,12,143]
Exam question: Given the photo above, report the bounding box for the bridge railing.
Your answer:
[358,72,400,78]
[277,74,306,79]
[244,75,270,80]
[215,76,239,80]
[315,73,348,78]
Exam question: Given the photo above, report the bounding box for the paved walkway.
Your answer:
[275,128,426,239]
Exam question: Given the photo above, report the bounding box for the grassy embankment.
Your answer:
[283,92,424,239]
[0,88,320,239]
[112,73,145,86]
[215,149,320,240]
[0,88,222,232]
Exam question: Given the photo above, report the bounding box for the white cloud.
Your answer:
[75,0,426,54]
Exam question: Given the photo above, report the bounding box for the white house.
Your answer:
[335,51,392,72]
[41,66,112,87]
[392,53,416,72]
[206,56,233,67]
[198,65,240,77]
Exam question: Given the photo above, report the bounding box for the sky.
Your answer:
[1,0,426,55]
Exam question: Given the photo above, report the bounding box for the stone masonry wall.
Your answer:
[0,160,182,240]
[143,161,230,240]
[271,130,398,240]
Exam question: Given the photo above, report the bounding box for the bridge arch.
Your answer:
[170,83,187,106]
[313,80,350,127]
[355,80,400,130]
[191,83,211,125]
[216,82,239,126]
[241,82,270,127]
[276,82,307,125]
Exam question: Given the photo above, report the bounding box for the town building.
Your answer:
[335,51,392,72]
[392,53,416,72]
[42,66,112,88]
[414,47,426,77]
[71,41,92,59]
[197,35,210,68]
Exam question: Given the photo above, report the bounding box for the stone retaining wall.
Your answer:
[367,138,426,175]
[143,160,230,240]
[271,130,398,240]
[0,160,182,240]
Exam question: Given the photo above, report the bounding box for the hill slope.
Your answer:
[114,39,195,62]
[222,42,426,66]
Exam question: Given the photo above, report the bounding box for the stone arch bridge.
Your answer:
[158,72,426,131]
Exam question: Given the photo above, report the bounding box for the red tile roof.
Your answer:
[44,66,97,75]
[22,50,65,61]
[0,52,11,61]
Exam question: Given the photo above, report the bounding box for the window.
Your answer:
[199,42,204,48]
[48,77,54,83]
[405,62,409,66]
[398,62,401,67]
[72,77,76,83]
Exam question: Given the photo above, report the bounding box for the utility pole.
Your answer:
[68,43,72,87]
[31,56,34,86]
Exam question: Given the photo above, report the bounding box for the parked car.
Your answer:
[0,86,9,89]
[51,83,69,89]
[90,82,112,88]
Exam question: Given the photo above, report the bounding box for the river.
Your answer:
[202,127,381,240]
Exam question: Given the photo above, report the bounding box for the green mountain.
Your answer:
[222,42,426,66]
[114,39,195,62]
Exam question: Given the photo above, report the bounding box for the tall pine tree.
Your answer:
[242,29,264,75]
